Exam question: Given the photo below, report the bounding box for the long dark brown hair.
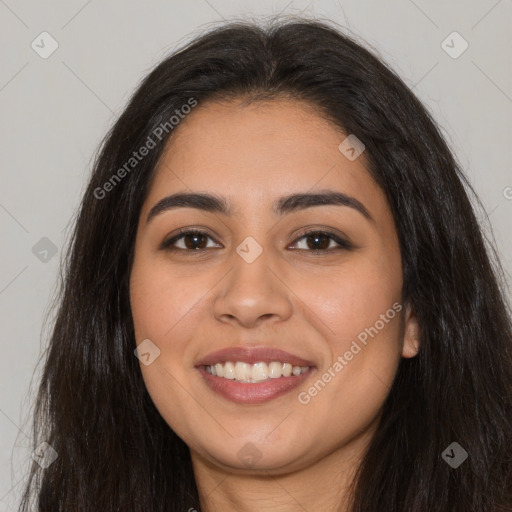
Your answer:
[19,16,512,511]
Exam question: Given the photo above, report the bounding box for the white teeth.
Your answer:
[282,363,292,377]
[205,361,310,382]
[268,361,282,378]
[292,366,302,376]
[252,362,269,382]
[214,363,224,377]
[235,362,251,381]
[223,362,235,379]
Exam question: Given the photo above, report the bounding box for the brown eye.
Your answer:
[160,228,352,254]
[160,229,221,251]
[291,230,352,252]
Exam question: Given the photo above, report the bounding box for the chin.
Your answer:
[198,438,311,474]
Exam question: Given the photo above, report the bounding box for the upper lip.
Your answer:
[195,346,315,367]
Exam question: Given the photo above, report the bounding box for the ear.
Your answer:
[402,303,420,358]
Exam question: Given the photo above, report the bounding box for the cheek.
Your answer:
[295,256,403,417]
[130,256,208,346]
[130,258,209,446]
[298,260,402,349]
[295,257,404,417]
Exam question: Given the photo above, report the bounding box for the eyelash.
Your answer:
[159,228,353,254]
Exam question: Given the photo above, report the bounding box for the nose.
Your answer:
[212,246,293,329]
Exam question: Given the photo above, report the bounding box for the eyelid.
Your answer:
[290,227,353,251]
[158,227,221,251]
[160,226,353,252]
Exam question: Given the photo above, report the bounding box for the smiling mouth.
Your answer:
[195,345,317,403]
[204,361,311,383]
[197,362,316,404]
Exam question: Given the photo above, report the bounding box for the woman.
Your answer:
[20,16,512,512]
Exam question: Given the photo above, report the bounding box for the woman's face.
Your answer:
[129,98,419,473]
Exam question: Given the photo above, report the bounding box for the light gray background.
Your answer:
[1,0,511,509]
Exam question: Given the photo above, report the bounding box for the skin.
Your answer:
[129,98,420,512]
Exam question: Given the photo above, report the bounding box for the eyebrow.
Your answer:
[146,190,374,224]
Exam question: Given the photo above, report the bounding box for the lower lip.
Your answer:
[197,366,315,404]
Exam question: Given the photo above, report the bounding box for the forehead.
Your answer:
[143,98,385,220]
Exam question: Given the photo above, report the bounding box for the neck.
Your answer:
[190,425,376,512]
